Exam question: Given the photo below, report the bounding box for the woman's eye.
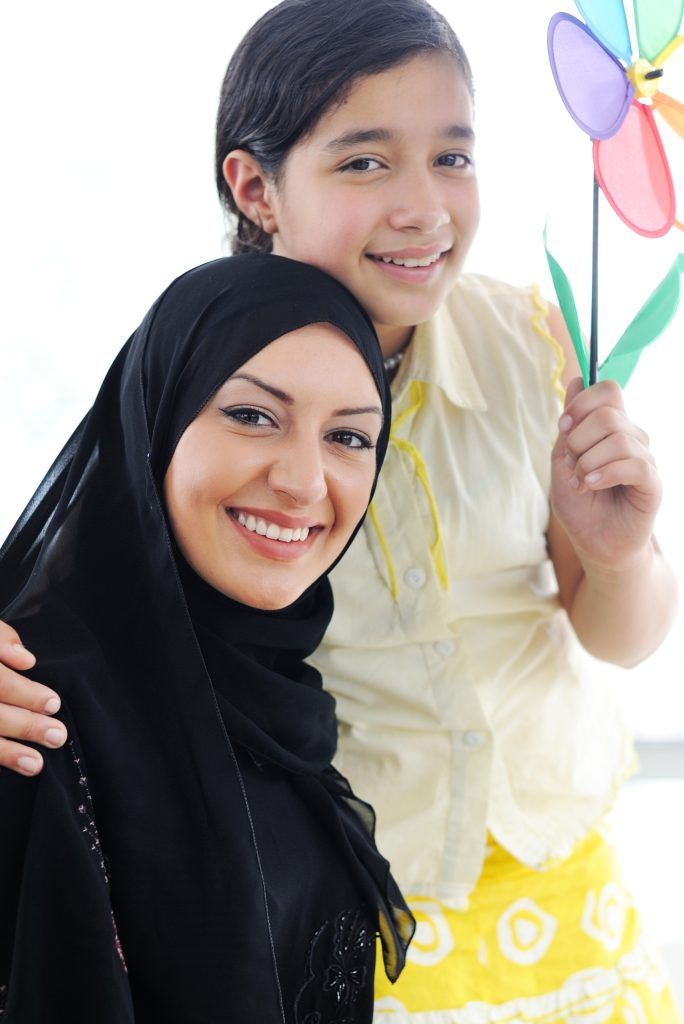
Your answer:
[329,430,373,450]
[340,157,383,173]
[436,152,473,169]
[221,406,274,427]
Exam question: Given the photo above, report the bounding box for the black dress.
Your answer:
[0,255,413,1023]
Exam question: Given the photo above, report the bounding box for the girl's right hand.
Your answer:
[0,620,67,776]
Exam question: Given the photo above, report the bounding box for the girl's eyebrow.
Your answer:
[226,373,382,417]
[324,124,475,151]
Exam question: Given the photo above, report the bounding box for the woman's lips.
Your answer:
[227,509,321,561]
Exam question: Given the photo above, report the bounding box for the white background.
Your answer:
[1,0,683,998]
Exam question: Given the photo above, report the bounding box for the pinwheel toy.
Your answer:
[546,0,684,386]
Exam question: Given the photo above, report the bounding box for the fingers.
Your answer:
[0,623,67,775]
[0,701,67,775]
[557,379,660,501]
[0,620,37,671]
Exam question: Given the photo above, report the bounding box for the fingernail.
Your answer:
[18,756,40,775]
[44,696,61,714]
[564,453,576,470]
[559,415,573,433]
[45,727,65,748]
[569,475,579,489]
[585,471,601,485]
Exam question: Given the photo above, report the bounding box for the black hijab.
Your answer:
[0,255,412,1023]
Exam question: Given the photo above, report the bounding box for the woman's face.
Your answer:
[266,53,479,352]
[164,325,383,610]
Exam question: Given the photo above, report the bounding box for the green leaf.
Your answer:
[599,253,684,386]
[544,228,589,386]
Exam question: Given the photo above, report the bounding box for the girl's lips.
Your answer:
[366,250,449,284]
[227,509,321,562]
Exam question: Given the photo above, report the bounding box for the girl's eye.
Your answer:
[339,157,384,173]
[436,152,473,170]
[220,406,274,427]
[328,430,374,450]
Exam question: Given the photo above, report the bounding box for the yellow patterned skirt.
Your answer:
[374,825,681,1022]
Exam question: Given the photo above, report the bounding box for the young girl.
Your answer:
[1,0,680,1019]
[0,254,412,1022]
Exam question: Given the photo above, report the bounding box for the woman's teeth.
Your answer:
[375,253,443,268]
[236,512,310,543]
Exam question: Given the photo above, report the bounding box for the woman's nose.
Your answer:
[267,437,328,507]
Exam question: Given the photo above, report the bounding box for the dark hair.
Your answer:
[215,0,474,254]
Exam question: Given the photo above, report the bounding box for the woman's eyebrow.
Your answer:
[333,405,383,418]
[228,373,293,403]
[226,374,382,418]
[324,124,475,151]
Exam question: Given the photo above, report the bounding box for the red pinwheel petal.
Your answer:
[594,102,676,236]
[548,13,634,140]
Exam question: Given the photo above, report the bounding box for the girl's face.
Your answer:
[164,325,382,610]
[268,53,479,352]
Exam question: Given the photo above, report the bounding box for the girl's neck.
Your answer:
[376,322,415,359]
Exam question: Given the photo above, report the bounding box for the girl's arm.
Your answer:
[0,621,67,774]
[545,304,678,667]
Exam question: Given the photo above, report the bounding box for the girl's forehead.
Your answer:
[313,52,474,140]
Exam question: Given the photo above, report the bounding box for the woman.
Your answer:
[0,254,412,1023]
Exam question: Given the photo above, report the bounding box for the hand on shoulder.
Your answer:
[0,620,67,776]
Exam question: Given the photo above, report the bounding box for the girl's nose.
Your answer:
[387,176,451,235]
[267,438,328,507]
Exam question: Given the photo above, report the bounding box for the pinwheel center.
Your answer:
[627,58,664,101]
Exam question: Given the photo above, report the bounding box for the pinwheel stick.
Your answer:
[590,173,599,386]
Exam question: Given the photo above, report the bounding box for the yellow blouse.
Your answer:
[310,274,636,908]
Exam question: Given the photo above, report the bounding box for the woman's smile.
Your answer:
[228,507,321,561]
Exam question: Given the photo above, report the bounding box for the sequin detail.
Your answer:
[68,741,128,973]
[296,908,374,1024]
[0,983,7,1016]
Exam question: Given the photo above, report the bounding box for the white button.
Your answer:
[462,730,485,749]
[404,567,427,589]
[434,640,454,657]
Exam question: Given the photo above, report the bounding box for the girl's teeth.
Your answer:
[379,254,441,268]
[235,513,310,543]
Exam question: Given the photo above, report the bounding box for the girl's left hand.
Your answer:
[551,377,662,572]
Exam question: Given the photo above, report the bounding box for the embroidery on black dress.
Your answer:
[295,908,374,1024]
[68,741,128,973]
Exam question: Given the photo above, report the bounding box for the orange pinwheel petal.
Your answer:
[594,101,676,236]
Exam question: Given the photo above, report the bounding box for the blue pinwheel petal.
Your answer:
[549,13,635,139]
[576,0,632,63]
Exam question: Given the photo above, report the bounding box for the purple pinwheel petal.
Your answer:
[576,0,633,64]
[548,13,634,140]
[594,101,676,236]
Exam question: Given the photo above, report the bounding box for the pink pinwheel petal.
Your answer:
[576,0,632,64]
[549,13,634,139]
[594,101,676,236]
[633,0,684,62]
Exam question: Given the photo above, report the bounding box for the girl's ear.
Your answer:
[222,150,279,236]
